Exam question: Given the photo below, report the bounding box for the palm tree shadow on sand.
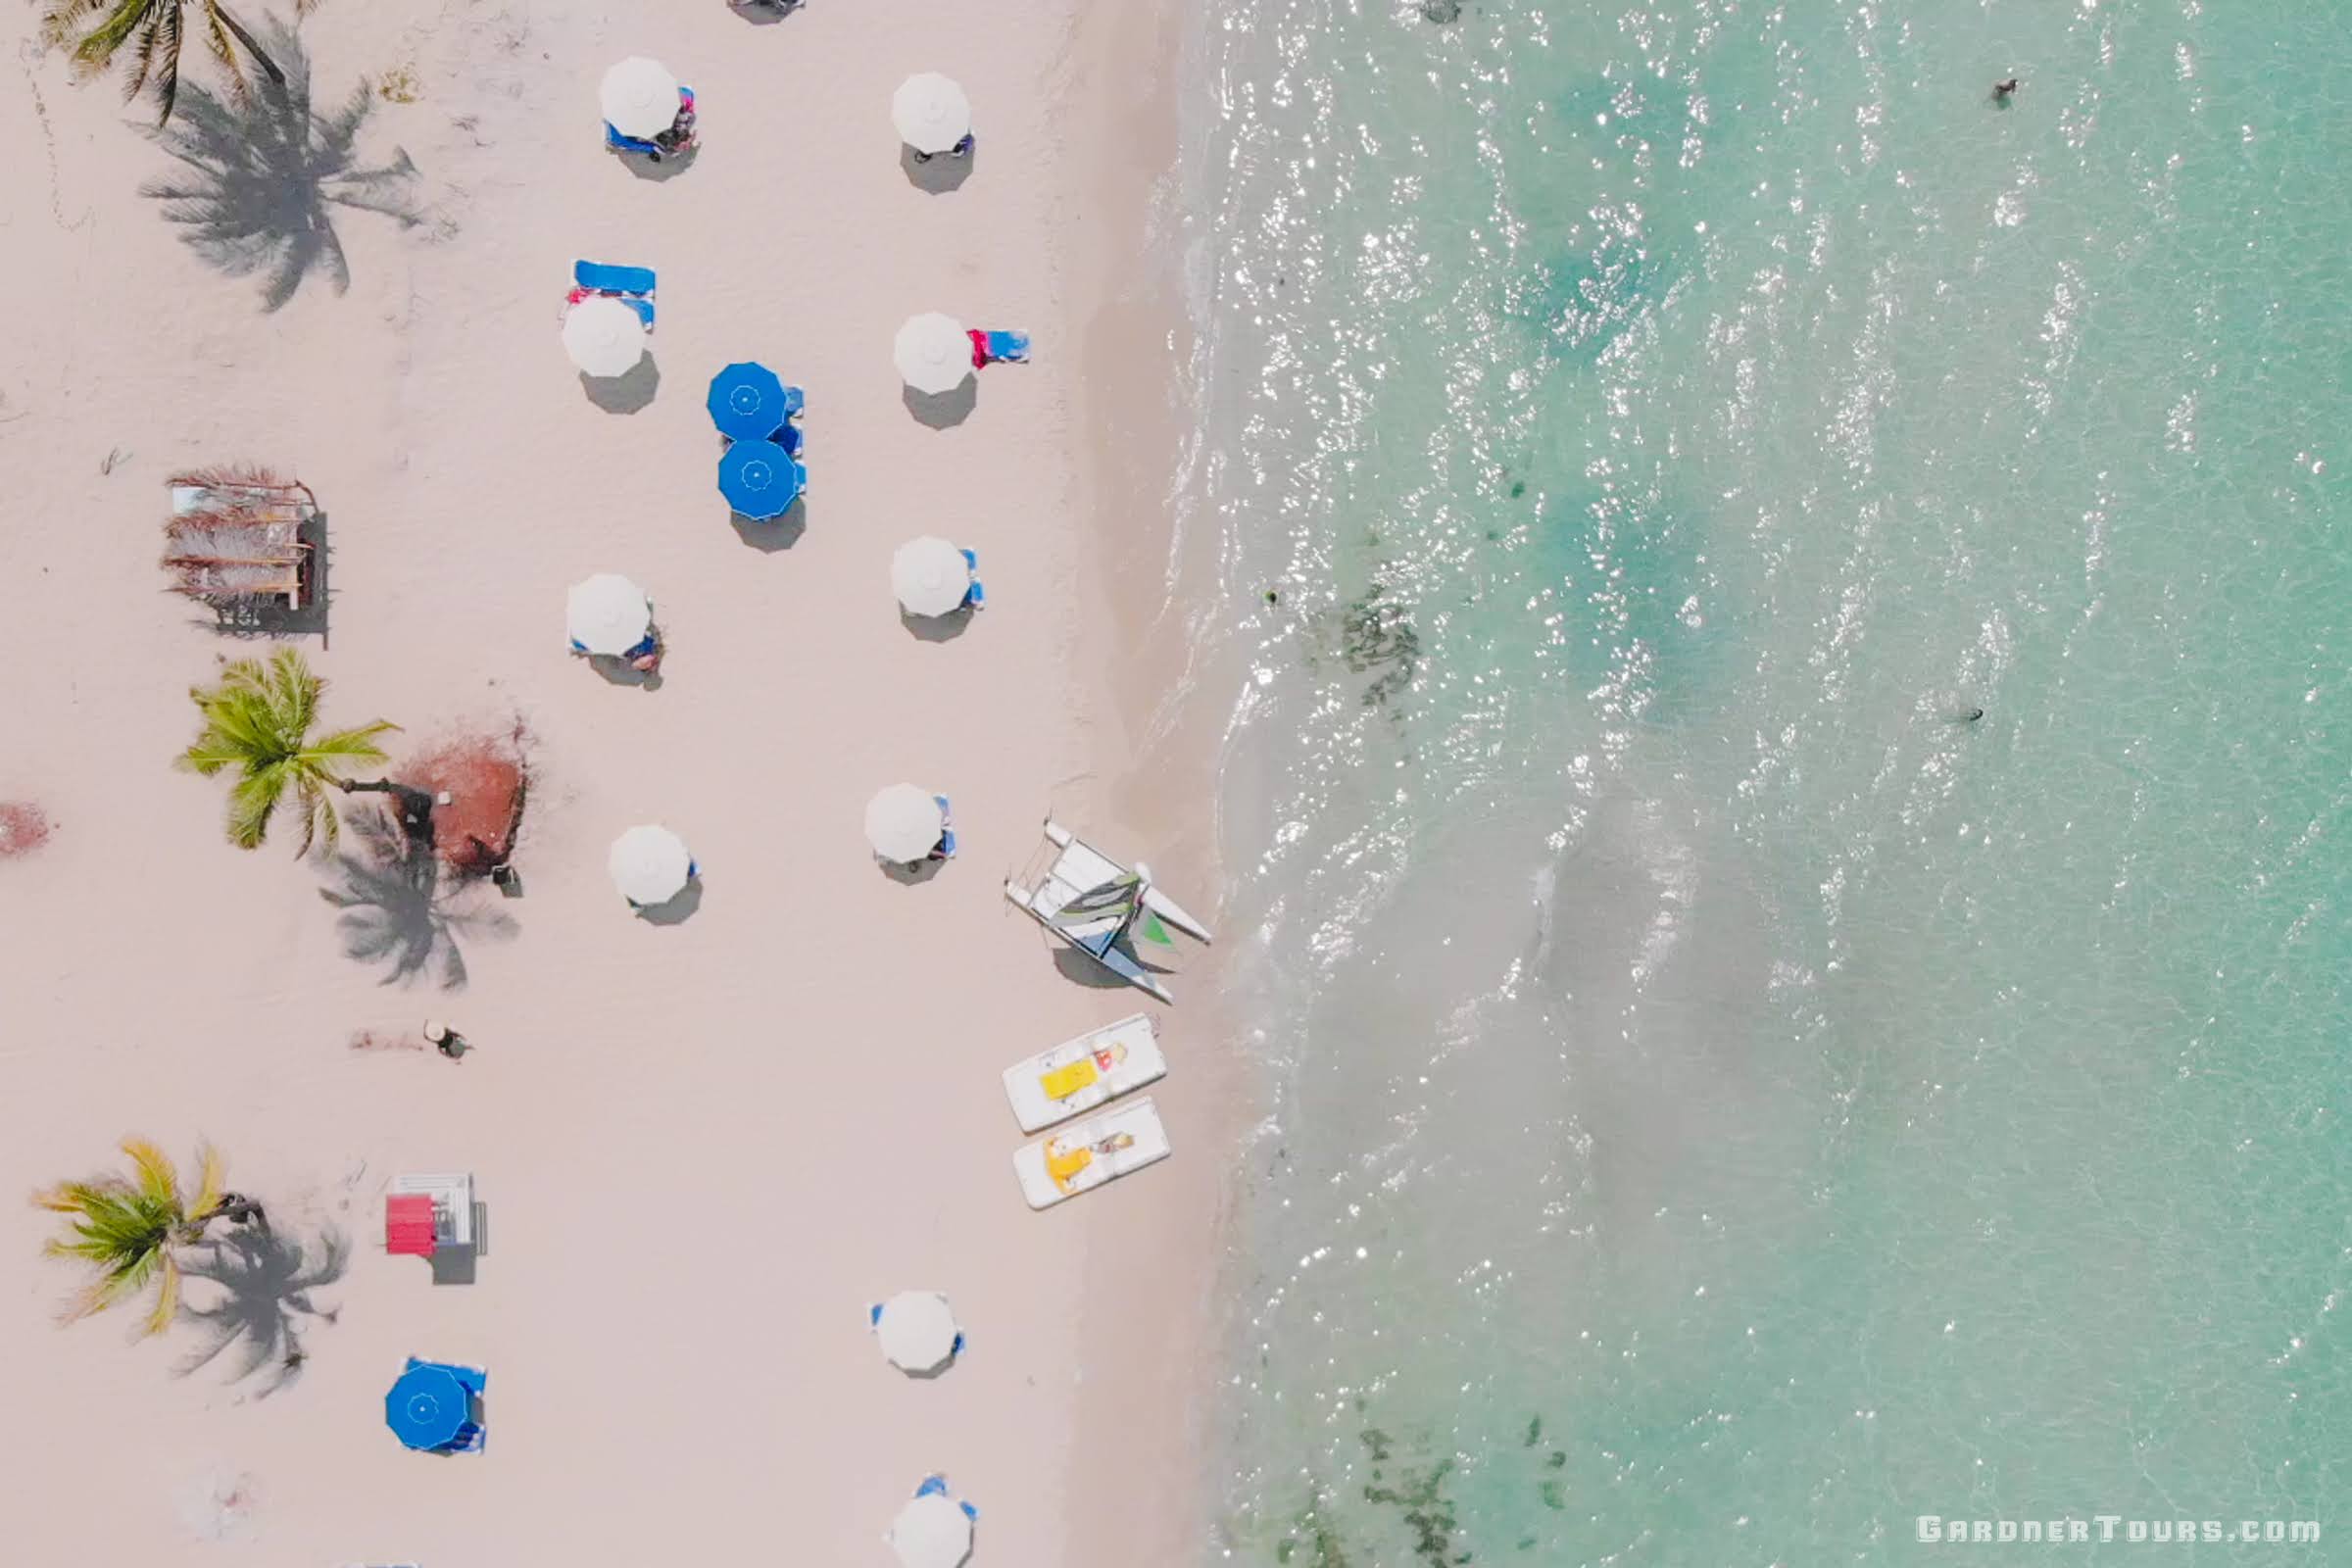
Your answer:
[318,808,517,990]
[174,1223,350,1397]
[141,21,437,312]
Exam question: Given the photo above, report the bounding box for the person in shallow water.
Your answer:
[1992,77,2020,105]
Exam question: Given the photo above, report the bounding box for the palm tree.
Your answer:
[42,0,321,126]
[32,1139,264,1338]
[177,648,397,855]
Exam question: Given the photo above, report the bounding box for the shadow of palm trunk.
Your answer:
[140,19,437,311]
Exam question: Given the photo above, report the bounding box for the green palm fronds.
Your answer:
[32,1139,234,1338]
[178,649,397,855]
[42,0,322,124]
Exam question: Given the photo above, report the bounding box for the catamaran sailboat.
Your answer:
[1004,819,1213,1003]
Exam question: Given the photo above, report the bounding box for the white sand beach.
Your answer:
[0,1,1225,1563]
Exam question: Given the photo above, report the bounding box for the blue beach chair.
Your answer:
[605,122,662,158]
[574,260,656,297]
[960,548,985,610]
[932,796,956,860]
[605,85,697,162]
[573,260,657,328]
[980,329,1029,364]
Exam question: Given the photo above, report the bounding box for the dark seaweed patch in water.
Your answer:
[1361,1458,1466,1563]
[1351,591,1421,706]
[1273,1487,1356,1567]
[1310,584,1420,710]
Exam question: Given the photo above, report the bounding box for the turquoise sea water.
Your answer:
[1185,1,2350,1562]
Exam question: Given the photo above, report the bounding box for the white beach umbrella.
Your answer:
[892,73,972,155]
[895,313,972,395]
[609,824,693,905]
[564,296,646,377]
[865,785,945,864]
[566,573,652,657]
[875,1291,959,1375]
[888,1494,973,1568]
[601,56,681,139]
[892,536,970,617]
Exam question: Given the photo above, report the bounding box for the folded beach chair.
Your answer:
[1003,1013,1164,1133]
[933,796,956,860]
[960,549,984,609]
[1012,1097,1170,1209]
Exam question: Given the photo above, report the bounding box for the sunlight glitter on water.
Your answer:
[1183,0,2352,1562]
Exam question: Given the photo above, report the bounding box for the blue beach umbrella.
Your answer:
[707,361,791,441]
[719,439,805,519]
[384,1361,469,1451]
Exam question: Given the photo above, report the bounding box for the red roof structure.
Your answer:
[385,1194,438,1257]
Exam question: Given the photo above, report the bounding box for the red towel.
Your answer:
[968,329,989,369]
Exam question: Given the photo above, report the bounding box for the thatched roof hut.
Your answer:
[160,466,315,609]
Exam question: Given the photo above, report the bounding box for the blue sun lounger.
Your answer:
[960,548,984,610]
[573,261,657,327]
[979,329,1029,364]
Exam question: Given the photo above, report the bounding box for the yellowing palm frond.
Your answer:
[187,1142,226,1218]
[142,1254,184,1338]
[121,1137,181,1209]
